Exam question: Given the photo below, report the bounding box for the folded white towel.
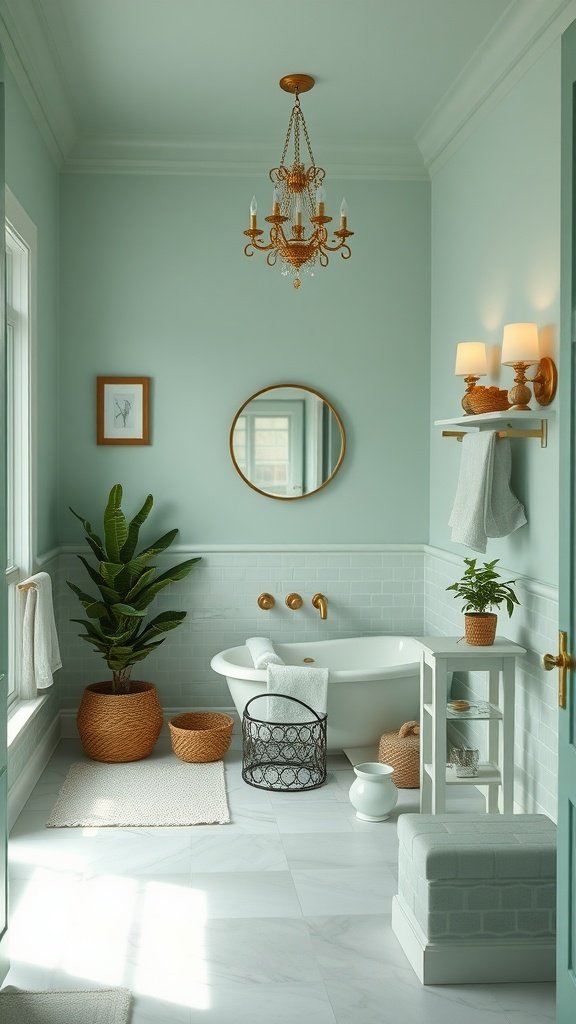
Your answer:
[266,663,329,723]
[246,636,284,670]
[449,432,526,553]
[19,571,62,696]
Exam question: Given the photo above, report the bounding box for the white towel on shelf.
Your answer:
[19,571,62,696]
[246,636,284,670]
[266,662,329,723]
[449,432,527,553]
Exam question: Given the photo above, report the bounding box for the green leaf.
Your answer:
[77,556,121,603]
[120,494,154,562]
[99,561,125,586]
[138,529,179,560]
[133,558,201,609]
[104,484,128,562]
[133,610,186,647]
[124,567,157,604]
[110,602,148,618]
[69,507,106,560]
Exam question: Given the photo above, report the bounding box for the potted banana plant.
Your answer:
[446,557,520,646]
[68,483,200,762]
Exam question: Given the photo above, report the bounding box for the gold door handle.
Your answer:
[542,630,574,709]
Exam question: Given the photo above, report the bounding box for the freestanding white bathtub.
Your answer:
[210,635,422,750]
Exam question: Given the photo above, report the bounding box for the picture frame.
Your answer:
[97,376,150,445]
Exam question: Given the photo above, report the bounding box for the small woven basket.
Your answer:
[378,720,420,789]
[467,386,511,414]
[464,612,497,646]
[169,711,234,762]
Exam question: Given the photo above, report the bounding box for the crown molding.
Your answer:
[62,136,428,181]
[0,0,77,167]
[416,0,576,175]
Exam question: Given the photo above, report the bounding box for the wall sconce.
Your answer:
[501,323,557,411]
[454,342,488,413]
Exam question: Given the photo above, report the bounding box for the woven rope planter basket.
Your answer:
[465,612,497,646]
[76,682,164,763]
[378,721,420,789]
[467,386,511,414]
[169,711,234,763]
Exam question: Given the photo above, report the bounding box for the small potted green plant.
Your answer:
[68,483,200,762]
[446,557,520,646]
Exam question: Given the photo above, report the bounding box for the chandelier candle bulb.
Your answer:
[272,187,281,215]
[340,198,348,227]
[316,185,326,216]
[250,196,257,229]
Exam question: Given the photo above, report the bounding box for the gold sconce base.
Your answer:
[531,357,557,406]
[461,374,480,414]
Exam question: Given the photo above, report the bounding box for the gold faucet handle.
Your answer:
[286,593,303,610]
[258,592,275,610]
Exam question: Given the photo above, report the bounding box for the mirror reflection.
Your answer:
[230,384,346,500]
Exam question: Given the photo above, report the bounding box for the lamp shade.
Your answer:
[454,342,488,377]
[501,323,540,366]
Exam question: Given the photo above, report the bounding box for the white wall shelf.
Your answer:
[434,409,554,448]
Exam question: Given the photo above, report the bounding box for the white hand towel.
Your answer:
[449,432,526,553]
[484,436,527,539]
[246,636,284,669]
[266,663,328,723]
[19,571,62,695]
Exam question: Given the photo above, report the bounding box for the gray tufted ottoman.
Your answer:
[392,813,556,984]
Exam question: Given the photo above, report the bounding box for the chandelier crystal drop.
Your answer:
[243,74,353,289]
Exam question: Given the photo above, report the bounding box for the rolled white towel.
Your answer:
[246,636,284,670]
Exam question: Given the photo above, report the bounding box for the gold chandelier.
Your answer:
[243,74,353,289]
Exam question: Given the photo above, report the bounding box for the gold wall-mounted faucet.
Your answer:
[312,593,328,620]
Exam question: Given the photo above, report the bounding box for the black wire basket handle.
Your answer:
[244,693,326,722]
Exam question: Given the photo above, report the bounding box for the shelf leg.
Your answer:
[420,654,433,813]
[487,668,500,813]
[501,659,515,813]
[431,657,448,814]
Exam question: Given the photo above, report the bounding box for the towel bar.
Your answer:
[442,420,547,448]
[17,581,36,591]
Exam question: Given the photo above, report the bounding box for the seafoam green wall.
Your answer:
[59,174,430,544]
[5,67,59,555]
[429,41,561,586]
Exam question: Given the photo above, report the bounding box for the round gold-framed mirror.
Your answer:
[229,384,346,501]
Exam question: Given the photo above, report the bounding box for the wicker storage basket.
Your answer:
[467,386,511,414]
[378,720,420,788]
[169,711,234,762]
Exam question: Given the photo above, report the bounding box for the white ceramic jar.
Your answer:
[349,762,398,821]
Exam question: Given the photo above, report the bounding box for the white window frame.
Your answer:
[5,188,37,705]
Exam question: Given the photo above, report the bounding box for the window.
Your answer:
[232,399,304,496]
[5,189,36,704]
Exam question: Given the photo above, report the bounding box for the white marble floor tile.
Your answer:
[184,870,302,919]
[198,982,338,1024]
[199,917,324,986]
[188,833,288,872]
[291,866,398,916]
[273,800,355,834]
[282,832,396,870]
[490,982,556,1022]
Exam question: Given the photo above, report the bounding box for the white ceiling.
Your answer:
[0,0,570,175]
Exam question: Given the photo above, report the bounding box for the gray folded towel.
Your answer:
[449,432,526,553]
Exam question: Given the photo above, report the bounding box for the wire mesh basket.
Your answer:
[242,694,327,792]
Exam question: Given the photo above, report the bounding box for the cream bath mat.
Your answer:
[0,987,131,1024]
[46,759,230,827]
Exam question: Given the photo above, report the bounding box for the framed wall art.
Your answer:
[97,376,150,445]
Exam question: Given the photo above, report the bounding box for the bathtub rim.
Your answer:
[210,634,422,684]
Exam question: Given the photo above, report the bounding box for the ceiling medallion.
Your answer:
[243,74,353,289]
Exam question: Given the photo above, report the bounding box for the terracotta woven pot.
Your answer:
[169,712,234,763]
[464,612,497,646]
[77,682,164,762]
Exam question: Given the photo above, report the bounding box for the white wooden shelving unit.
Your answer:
[418,636,526,814]
[434,409,553,447]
